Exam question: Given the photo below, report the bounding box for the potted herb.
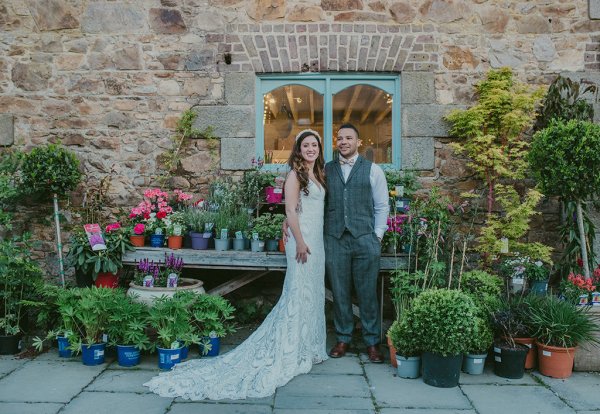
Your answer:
[252,213,285,252]
[230,211,250,251]
[105,291,150,367]
[0,236,44,355]
[165,211,186,250]
[213,210,231,251]
[526,295,599,378]
[65,223,134,288]
[410,289,477,388]
[147,292,200,370]
[189,294,236,356]
[182,206,215,250]
[526,260,550,295]
[387,311,421,379]
[463,317,493,375]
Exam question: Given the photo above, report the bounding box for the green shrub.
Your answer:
[467,317,494,354]
[387,311,420,357]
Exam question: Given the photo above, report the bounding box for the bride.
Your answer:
[144,129,328,400]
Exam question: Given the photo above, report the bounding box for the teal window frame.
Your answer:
[255,73,402,170]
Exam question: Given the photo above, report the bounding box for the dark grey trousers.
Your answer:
[325,230,381,346]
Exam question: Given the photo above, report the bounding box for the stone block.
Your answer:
[225,72,255,105]
[61,392,171,414]
[275,374,370,398]
[0,114,14,146]
[81,3,146,34]
[28,0,79,31]
[531,371,600,411]
[591,0,600,19]
[193,106,254,138]
[170,404,272,414]
[0,402,64,413]
[85,370,157,393]
[220,138,255,170]
[402,72,435,104]
[402,137,434,170]
[402,104,457,137]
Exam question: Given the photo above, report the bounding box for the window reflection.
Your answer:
[263,85,324,164]
[332,85,392,163]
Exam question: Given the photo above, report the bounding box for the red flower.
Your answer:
[143,212,151,219]
[577,258,584,267]
[156,211,167,219]
[105,222,121,233]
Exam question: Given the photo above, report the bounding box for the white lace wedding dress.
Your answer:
[144,180,328,400]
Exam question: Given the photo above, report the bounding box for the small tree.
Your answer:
[445,67,545,214]
[529,119,600,279]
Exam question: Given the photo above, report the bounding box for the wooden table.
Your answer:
[122,247,408,339]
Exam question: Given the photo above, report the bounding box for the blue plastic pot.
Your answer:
[149,234,165,247]
[200,336,220,357]
[179,344,189,359]
[190,232,211,250]
[57,336,72,358]
[116,345,140,367]
[81,343,106,366]
[157,347,181,370]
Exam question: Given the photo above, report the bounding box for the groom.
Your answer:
[325,123,388,363]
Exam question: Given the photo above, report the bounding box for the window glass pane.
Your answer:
[263,85,324,165]
[332,85,392,164]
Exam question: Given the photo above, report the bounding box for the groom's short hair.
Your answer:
[337,123,360,139]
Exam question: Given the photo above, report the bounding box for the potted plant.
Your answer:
[250,214,269,252]
[213,210,231,251]
[182,206,215,250]
[387,311,421,379]
[382,214,408,254]
[105,291,150,367]
[165,211,186,250]
[463,317,493,375]
[490,297,531,378]
[0,236,44,355]
[559,272,598,306]
[189,294,236,357]
[65,223,134,288]
[410,289,477,388]
[526,295,598,378]
[252,213,285,252]
[20,143,83,287]
[239,158,274,213]
[127,254,205,305]
[384,169,420,214]
[230,211,250,251]
[147,292,200,370]
[526,260,550,295]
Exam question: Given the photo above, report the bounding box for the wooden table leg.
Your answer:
[208,271,273,296]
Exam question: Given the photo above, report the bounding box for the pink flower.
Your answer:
[105,222,121,233]
[133,223,145,235]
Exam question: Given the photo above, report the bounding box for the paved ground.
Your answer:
[1,328,599,414]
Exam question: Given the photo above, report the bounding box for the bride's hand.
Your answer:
[296,241,311,264]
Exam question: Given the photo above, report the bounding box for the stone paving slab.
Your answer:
[309,356,363,375]
[461,384,577,414]
[380,410,476,414]
[364,363,472,410]
[174,395,274,405]
[275,373,370,398]
[275,410,375,414]
[458,365,538,385]
[0,356,28,378]
[170,402,272,413]
[0,402,64,414]
[274,395,374,410]
[531,371,600,411]
[85,369,158,393]
[0,360,104,403]
[33,351,81,363]
[61,391,172,414]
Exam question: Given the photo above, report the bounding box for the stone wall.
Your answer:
[2,0,600,264]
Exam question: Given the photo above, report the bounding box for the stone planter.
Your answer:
[127,277,205,306]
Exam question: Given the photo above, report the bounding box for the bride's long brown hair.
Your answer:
[287,130,326,196]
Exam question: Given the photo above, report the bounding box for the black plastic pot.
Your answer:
[493,343,528,379]
[0,334,20,355]
[422,352,462,388]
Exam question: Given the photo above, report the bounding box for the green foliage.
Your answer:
[530,119,600,201]
[20,143,82,197]
[0,235,44,335]
[389,269,427,320]
[384,169,420,197]
[476,184,552,263]
[445,67,545,212]
[409,289,477,356]
[251,213,285,240]
[105,292,150,350]
[536,75,596,131]
[0,150,23,228]
[387,312,420,357]
[239,169,277,210]
[556,201,596,278]
[181,206,216,233]
[229,211,250,236]
[147,291,200,350]
[468,317,494,354]
[459,270,503,301]
[490,296,532,348]
[65,226,134,280]
[188,294,236,339]
[526,295,598,348]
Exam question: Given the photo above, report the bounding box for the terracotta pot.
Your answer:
[95,272,119,288]
[278,238,285,253]
[387,335,398,368]
[514,337,537,369]
[537,343,577,379]
[167,235,183,250]
[129,235,145,247]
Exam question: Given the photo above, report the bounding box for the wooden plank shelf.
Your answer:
[122,247,407,271]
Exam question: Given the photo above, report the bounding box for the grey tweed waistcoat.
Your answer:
[324,156,374,238]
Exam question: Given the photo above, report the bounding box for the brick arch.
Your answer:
[207,22,439,73]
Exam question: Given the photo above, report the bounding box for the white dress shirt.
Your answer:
[339,154,389,240]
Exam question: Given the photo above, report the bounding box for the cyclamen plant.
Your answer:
[560,272,599,304]
[129,188,192,235]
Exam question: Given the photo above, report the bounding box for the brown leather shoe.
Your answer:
[329,342,349,358]
[366,345,384,363]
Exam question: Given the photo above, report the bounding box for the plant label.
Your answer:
[542,350,552,357]
[494,356,501,362]
[84,224,107,251]
[493,347,501,353]
[473,359,483,364]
